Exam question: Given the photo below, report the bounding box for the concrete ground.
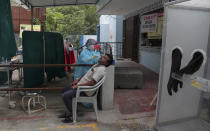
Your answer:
[0,91,156,131]
[1,66,210,131]
[0,70,157,131]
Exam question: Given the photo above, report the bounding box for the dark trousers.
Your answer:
[62,86,77,112]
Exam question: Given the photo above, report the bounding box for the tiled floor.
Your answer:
[114,61,159,114]
[115,88,157,114]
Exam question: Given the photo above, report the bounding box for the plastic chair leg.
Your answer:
[93,100,99,121]
[72,99,77,123]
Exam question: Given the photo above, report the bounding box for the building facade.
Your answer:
[11,6,46,33]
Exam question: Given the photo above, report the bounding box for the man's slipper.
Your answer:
[61,117,73,123]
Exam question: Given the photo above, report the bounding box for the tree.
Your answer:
[44,5,99,37]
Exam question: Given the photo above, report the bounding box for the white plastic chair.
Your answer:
[72,76,106,123]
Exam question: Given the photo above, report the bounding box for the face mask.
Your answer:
[87,45,95,51]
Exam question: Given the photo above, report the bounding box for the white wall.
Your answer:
[99,15,123,58]
[139,48,161,74]
[116,16,123,58]
[100,15,117,42]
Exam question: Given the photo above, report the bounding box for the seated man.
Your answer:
[59,54,113,123]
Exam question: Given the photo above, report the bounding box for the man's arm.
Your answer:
[72,79,96,89]
[70,77,82,86]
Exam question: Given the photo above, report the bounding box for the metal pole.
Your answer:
[0,64,93,68]
[31,6,34,31]
[0,87,64,91]
[42,26,46,81]
[7,68,10,101]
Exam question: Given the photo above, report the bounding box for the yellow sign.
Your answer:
[147,16,163,39]
[191,80,201,88]
[19,24,40,38]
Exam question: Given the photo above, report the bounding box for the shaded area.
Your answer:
[0,71,157,130]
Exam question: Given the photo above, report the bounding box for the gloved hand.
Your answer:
[171,72,183,93]
[180,51,204,75]
[167,48,183,96]
[167,50,204,96]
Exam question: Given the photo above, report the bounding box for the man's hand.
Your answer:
[72,84,78,90]
[70,78,82,86]
[70,81,77,86]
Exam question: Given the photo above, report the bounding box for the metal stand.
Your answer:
[0,66,12,102]
[21,92,47,114]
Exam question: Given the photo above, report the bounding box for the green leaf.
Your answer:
[44,5,99,40]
